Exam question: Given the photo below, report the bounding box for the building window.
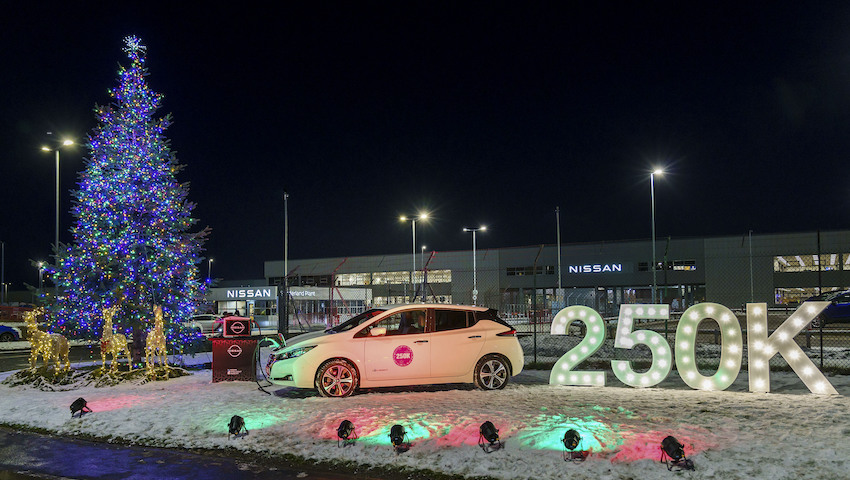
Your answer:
[639,260,695,272]
[336,273,372,286]
[372,295,452,306]
[775,287,842,305]
[507,266,554,276]
[413,269,452,284]
[299,275,331,286]
[372,271,412,285]
[669,260,697,271]
[774,254,848,273]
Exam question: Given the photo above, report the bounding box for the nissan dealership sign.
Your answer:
[568,263,623,274]
[209,286,279,301]
[208,285,328,301]
[226,287,276,300]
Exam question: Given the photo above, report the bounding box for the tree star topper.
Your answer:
[123,35,147,55]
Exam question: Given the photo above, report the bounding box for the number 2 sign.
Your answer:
[549,302,838,395]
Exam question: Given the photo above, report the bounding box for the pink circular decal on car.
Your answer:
[393,345,414,367]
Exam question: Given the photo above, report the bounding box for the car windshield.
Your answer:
[326,308,386,333]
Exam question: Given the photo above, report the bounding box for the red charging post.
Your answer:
[212,316,257,382]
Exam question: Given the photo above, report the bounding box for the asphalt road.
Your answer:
[0,427,363,480]
[0,345,102,372]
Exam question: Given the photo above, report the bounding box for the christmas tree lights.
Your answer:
[49,36,207,354]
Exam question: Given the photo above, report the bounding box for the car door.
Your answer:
[827,292,850,323]
[362,308,431,381]
[430,309,485,377]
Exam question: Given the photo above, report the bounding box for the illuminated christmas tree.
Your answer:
[50,36,207,355]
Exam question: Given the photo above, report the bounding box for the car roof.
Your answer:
[809,289,850,301]
[378,303,491,314]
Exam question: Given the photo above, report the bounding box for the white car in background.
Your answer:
[265,304,524,397]
[186,314,223,336]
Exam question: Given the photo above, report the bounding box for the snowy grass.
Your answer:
[1,353,850,480]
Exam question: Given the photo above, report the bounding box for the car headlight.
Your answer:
[276,345,317,361]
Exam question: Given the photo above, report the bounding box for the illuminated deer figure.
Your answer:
[100,305,131,373]
[23,308,70,372]
[145,305,168,371]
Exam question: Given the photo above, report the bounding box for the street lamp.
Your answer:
[400,213,428,300]
[42,137,74,294]
[463,226,486,304]
[650,169,663,304]
[37,261,44,297]
[208,258,214,282]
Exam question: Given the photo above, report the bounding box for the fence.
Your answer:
[281,243,850,373]
[515,308,850,375]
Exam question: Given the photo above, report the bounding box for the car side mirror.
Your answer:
[370,327,387,337]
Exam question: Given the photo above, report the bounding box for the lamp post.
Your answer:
[0,240,4,304]
[400,213,428,301]
[208,258,214,282]
[650,169,663,304]
[420,245,426,301]
[37,261,44,301]
[463,226,486,304]
[282,191,289,337]
[42,137,74,295]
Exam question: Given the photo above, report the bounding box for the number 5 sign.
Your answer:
[549,302,838,395]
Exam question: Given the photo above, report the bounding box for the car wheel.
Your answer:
[0,332,15,342]
[811,317,822,328]
[316,359,359,397]
[474,354,510,390]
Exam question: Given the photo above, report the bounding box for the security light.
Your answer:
[478,421,502,453]
[228,415,248,439]
[389,424,410,453]
[337,419,357,447]
[659,436,694,471]
[70,397,91,418]
[562,429,587,461]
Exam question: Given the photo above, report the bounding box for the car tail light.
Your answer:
[496,329,517,337]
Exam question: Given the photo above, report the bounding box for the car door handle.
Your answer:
[468,335,482,339]
[414,340,428,343]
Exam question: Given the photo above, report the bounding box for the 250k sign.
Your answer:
[548,302,838,395]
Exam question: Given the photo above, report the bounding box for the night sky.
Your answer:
[2,2,850,289]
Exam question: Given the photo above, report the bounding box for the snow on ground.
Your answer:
[2,353,850,480]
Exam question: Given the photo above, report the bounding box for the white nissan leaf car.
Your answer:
[265,304,524,397]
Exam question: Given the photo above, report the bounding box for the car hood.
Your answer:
[276,330,329,351]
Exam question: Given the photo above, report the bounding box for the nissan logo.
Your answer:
[227,345,243,357]
[230,321,245,335]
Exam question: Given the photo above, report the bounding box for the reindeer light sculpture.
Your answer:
[100,305,131,373]
[145,305,168,372]
[23,308,70,372]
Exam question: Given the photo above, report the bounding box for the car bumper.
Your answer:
[266,355,318,389]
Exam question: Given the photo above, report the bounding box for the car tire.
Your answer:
[315,359,359,398]
[474,354,510,390]
[0,332,15,342]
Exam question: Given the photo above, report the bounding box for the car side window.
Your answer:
[356,310,428,337]
[435,310,468,332]
[398,310,428,334]
[355,315,402,337]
